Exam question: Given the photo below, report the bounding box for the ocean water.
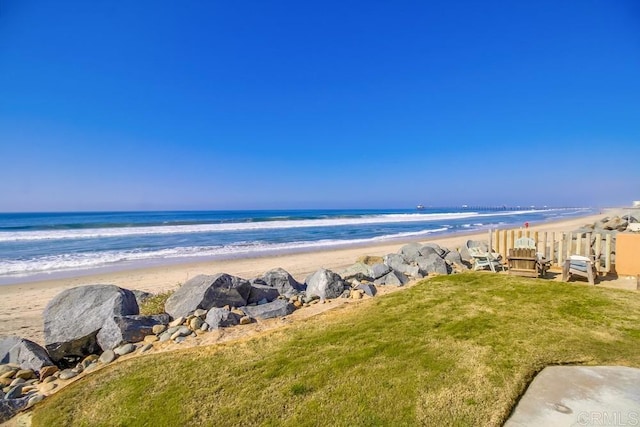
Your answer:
[0,208,594,284]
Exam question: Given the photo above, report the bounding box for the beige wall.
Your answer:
[615,233,640,276]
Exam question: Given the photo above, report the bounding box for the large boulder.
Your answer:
[305,269,346,300]
[241,299,295,320]
[0,397,29,423]
[374,271,409,286]
[43,285,139,363]
[370,263,391,279]
[131,290,153,307]
[383,254,422,278]
[259,268,304,297]
[164,274,252,319]
[205,308,242,330]
[340,263,374,282]
[444,250,466,268]
[96,314,170,350]
[399,243,423,263]
[416,254,450,275]
[0,336,54,373]
[603,216,627,231]
[420,243,448,258]
[247,282,281,305]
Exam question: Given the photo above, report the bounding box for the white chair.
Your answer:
[562,255,597,285]
[466,241,505,273]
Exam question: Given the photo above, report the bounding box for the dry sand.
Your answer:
[0,211,618,344]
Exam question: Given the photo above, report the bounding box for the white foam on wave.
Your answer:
[0,227,450,277]
[0,212,481,242]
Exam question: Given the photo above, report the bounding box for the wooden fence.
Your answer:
[488,229,614,274]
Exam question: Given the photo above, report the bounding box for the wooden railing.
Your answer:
[488,229,614,274]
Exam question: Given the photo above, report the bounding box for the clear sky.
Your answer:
[0,1,638,211]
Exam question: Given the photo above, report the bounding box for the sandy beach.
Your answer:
[0,212,614,344]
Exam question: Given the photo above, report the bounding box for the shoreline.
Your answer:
[0,211,614,344]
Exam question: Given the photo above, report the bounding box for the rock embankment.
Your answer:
[0,241,468,422]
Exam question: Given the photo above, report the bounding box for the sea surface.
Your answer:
[0,207,594,285]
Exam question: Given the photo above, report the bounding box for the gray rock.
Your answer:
[247,283,281,305]
[0,336,54,373]
[259,268,304,297]
[383,253,422,277]
[96,314,170,350]
[370,263,391,279]
[98,350,116,364]
[603,216,627,231]
[420,243,448,257]
[374,271,409,286]
[417,245,440,258]
[193,308,208,318]
[5,384,23,399]
[58,369,78,380]
[43,285,139,363]
[164,274,251,319]
[305,269,346,300]
[26,393,45,408]
[113,343,135,356]
[152,324,167,335]
[240,299,295,320]
[131,290,153,306]
[170,326,191,340]
[158,331,172,342]
[189,316,204,331]
[399,243,423,263]
[139,343,153,353]
[355,283,377,297]
[204,308,242,330]
[416,254,450,275]
[444,250,464,267]
[340,263,374,282]
[0,396,29,423]
[174,336,187,344]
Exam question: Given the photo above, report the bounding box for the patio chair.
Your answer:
[561,255,597,285]
[466,240,505,273]
[511,236,551,277]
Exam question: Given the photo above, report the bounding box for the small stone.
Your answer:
[174,336,186,343]
[82,355,99,365]
[114,343,135,356]
[304,303,310,307]
[293,301,303,309]
[144,335,159,343]
[5,384,23,399]
[158,331,172,342]
[193,308,207,318]
[27,393,45,408]
[42,376,55,384]
[0,365,14,375]
[99,350,116,364]
[239,316,251,325]
[189,317,204,331]
[166,325,180,335]
[74,363,84,374]
[15,369,36,380]
[185,315,196,325]
[0,369,16,380]
[170,326,191,340]
[200,322,209,331]
[168,317,184,327]
[0,377,13,386]
[22,385,37,393]
[139,343,153,353]
[9,378,25,387]
[58,369,78,380]
[40,382,57,393]
[152,324,167,335]
[39,365,59,381]
[310,299,319,304]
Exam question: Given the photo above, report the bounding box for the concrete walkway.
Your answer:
[505,366,640,426]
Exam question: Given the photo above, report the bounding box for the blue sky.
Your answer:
[0,1,638,211]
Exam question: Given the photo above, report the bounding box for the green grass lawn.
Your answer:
[31,273,640,426]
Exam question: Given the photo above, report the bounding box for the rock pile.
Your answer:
[1,241,467,421]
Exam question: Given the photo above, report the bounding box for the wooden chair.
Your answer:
[507,247,539,277]
[466,240,505,273]
[562,255,597,285]
[510,237,551,278]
